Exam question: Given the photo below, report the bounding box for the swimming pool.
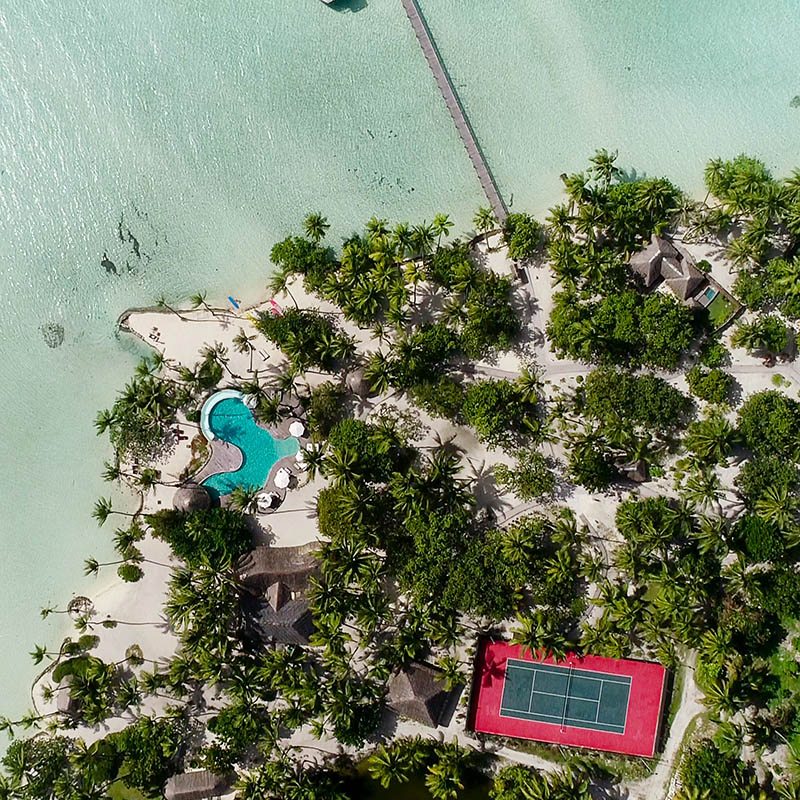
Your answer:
[200,391,299,497]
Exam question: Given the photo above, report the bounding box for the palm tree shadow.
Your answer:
[466,458,512,518]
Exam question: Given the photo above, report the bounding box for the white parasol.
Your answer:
[289,421,305,438]
[274,468,291,489]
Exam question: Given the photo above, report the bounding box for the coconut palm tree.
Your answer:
[233,328,257,373]
[411,223,436,260]
[190,291,220,318]
[304,212,330,243]
[156,295,191,321]
[685,412,739,465]
[472,206,496,249]
[94,408,115,436]
[92,497,136,527]
[511,610,569,661]
[229,485,261,515]
[392,222,414,261]
[589,147,619,186]
[682,467,724,515]
[404,260,427,307]
[268,267,299,309]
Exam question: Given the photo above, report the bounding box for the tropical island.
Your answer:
[3,150,800,800]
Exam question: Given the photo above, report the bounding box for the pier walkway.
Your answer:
[400,0,508,224]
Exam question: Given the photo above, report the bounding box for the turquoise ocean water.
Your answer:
[0,0,798,721]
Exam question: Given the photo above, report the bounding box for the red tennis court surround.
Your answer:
[469,640,667,757]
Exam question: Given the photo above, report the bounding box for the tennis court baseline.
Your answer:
[499,658,631,734]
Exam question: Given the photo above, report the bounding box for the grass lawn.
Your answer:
[706,292,738,329]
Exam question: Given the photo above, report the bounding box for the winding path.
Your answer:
[400,0,508,223]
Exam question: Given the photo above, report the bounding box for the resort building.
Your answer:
[237,544,320,647]
[164,770,233,800]
[387,662,461,727]
[629,235,704,301]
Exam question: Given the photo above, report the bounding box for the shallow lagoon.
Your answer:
[1,0,799,721]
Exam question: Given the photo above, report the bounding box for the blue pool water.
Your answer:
[202,396,299,497]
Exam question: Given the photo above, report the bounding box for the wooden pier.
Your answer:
[400,0,508,224]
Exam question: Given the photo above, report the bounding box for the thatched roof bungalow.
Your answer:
[629,235,704,301]
[164,770,232,800]
[387,662,460,727]
[236,544,320,595]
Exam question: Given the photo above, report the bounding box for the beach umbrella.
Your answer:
[295,450,307,469]
[274,469,291,489]
[289,421,305,437]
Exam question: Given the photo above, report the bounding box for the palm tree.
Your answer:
[368,745,414,788]
[364,351,393,394]
[685,412,738,465]
[229,485,261,515]
[156,295,190,321]
[366,216,390,237]
[92,497,135,527]
[682,467,724,515]
[545,203,573,240]
[304,212,330,243]
[190,291,219,318]
[392,222,414,261]
[472,206,496,249]
[268,267,299,309]
[301,443,326,483]
[404,260,427,307]
[232,328,257,373]
[755,485,799,530]
[589,147,619,186]
[511,611,569,662]
[94,408,115,436]
[411,223,436,260]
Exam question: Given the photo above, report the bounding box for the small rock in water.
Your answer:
[791,95,800,108]
[40,322,65,348]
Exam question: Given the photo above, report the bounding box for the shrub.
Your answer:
[462,379,537,448]
[583,368,689,429]
[305,381,347,438]
[679,739,752,800]
[327,419,406,482]
[699,339,729,368]
[686,365,733,404]
[737,390,800,458]
[503,212,543,261]
[731,315,790,355]
[494,450,556,501]
[147,507,252,568]
[735,456,798,505]
[736,514,785,562]
[410,376,465,421]
[118,563,143,582]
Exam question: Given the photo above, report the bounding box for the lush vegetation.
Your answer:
[10,153,800,800]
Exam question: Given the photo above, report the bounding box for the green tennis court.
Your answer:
[499,658,631,734]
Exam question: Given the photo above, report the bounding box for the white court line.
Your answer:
[526,667,538,713]
[595,680,604,723]
[506,661,631,687]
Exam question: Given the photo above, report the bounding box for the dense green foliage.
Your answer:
[462,379,540,448]
[494,450,556,501]
[254,307,354,371]
[147,507,252,568]
[736,390,800,458]
[582,368,689,429]
[686,365,733,404]
[547,289,695,369]
[503,212,544,261]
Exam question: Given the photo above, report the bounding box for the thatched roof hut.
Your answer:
[236,544,320,595]
[164,770,232,800]
[245,581,316,646]
[173,484,212,512]
[629,235,704,301]
[387,662,459,727]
